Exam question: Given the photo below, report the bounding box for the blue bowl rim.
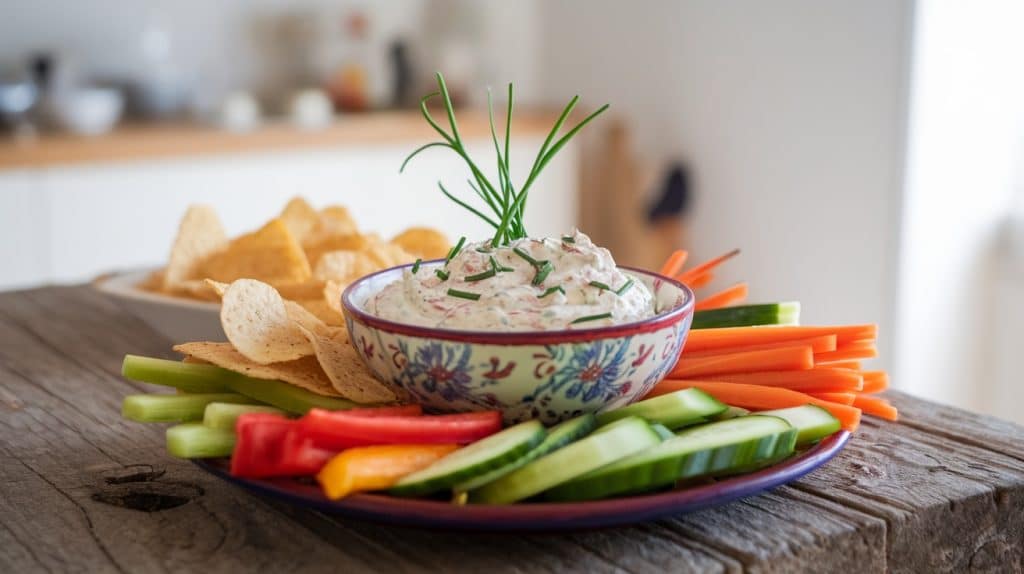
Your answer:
[341,263,695,345]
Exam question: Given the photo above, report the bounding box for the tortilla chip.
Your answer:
[296,299,347,327]
[220,279,314,364]
[303,233,377,267]
[302,205,359,248]
[323,280,347,316]
[313,251,379,282]
[174,342,342,397]
[391,227,450,260]
[200,218,311,284]
[139,269,166,292]
[166,279,221,302]
[363,243,416,268]
[279,197,319,242]
[165,205,227,287]
[297,325,396,403]
[271,279,327,301]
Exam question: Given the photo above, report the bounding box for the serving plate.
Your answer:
[194,430,849,531]
[93,269,224,342]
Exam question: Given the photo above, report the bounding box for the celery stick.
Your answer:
[122,354,363,414]
[224,377,360,414]
[166,423,236,458]
[122,355,233,393]
[122,393,257,423]
[203,402,285,430]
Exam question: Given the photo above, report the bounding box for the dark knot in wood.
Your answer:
[91,463,204,512]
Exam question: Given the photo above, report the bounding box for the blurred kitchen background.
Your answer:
[1,0,1022,422]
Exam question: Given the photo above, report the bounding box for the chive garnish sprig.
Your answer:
[538,286,565,298]
[411,259,422,274]
[532,261,554,286]
[465,268,497,282]
[401,72,608,247]
[512,247,540,267]
[445,236,466,264]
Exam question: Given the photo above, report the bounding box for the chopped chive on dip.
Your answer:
[538,285,566,298]
[571,312,613,325]
[489,256,514,273]
[411,259,422,274]
[435,269,450,281]
[615,278,635,296]
[447,288,481,301]
[464,268,497,282]
[513,247,541,267]
[561,235,576,244]
[588,280,612,291]
[446,236,467,264]
[532,261,554,285]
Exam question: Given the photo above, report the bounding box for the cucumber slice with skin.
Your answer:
[454,414,596,493]
[121,355,361,414]
[596,388,727,429]
[390,420,547,497]
[166,423,236,458]
[545,415,797,502]
[468,416,661,504]
[122,393,257,423]
[203,402,286,430]
[692,302,800,329]
[758,405,841,446]
[713,406,751,421]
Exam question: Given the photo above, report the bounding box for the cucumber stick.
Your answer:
[468,416,661,504]
[122,355,360,414]
[122,393,257,423]
[545,416,797,502]
[758,405,840,446]
[597,388,727,429]
[391,420,547,496]
[692,302,800,329]
[203,402,286,430]
[454,414,596,493]
[166,423,236,458]
[714,406,751,421]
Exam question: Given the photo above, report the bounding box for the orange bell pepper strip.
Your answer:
[317,444,458,500]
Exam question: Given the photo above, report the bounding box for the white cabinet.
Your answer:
[0,138,577,290]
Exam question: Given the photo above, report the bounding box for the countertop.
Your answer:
[1,285,1022,573]
[0,110,559,171]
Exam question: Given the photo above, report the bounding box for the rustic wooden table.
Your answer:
[2,286,1022,573]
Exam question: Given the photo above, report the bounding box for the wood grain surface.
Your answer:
[1,285,1021,573]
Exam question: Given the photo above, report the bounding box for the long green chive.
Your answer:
[588,280,611,291]
[411,259,422,274]
[562,235,575,244]
[447,288,481,301]
[513,247,540,266]
[464,268,497,282]
[436,269,450,281]
[532,261,554,286]
[538,285,565,298]
[489,256,513,273]
[615,278,635,296]
[445,236,466,264]
[571,312,613,325]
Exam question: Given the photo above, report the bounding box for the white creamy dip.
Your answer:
[369,231,656,331]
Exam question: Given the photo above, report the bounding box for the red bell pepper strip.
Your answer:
[231,413,334,478]
[340,404,423,417]
[300,409,502,451]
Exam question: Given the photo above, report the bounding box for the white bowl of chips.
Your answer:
[94,269,224,342]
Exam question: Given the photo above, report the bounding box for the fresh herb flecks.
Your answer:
[532,261,554,286]
[400,72,609,247]
[571,312,613,325]
[615,278,635,296]
[588,280,611,291]
[411,259,422,274]
[445,236,466,265]
[538,285,565,298]
[435,269,450,281]
[465,268,497,282]
[447,288,481,301]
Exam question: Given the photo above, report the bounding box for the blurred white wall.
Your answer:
[540,0,913,374]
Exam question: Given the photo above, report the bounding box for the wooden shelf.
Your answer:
[0,109,559,170]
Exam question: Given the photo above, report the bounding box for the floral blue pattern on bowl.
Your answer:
[343,265,694,424]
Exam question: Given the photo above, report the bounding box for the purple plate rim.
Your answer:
[193,430,850,532]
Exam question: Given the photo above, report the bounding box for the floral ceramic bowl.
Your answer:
[342,264,694,424]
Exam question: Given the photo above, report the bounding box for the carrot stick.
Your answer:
[815,342,878,363]
[861,371,890,394]
[669,346,814,379]
[686,271,715,289]
[823,360,862,371]
[647,380,861,431]
[676,249,741,284]
[684,368,864,393]
[659,249,689,278]
[683,325,878,352]
[695,283,749,311]
[682,335,838,358]
[853,395,898,421]
[809,392,856,405]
